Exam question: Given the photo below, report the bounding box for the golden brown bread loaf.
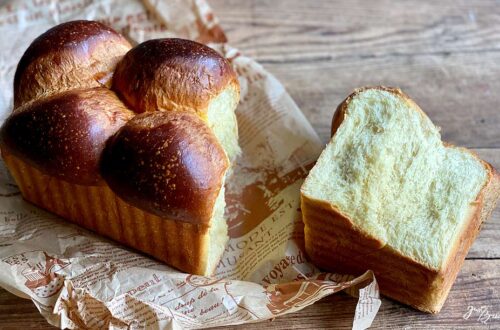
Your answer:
[301,87,500,313]
[1,20,240,276]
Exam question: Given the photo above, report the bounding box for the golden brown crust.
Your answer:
[1,88,134,185]
[112,38,239,116]
[306,86,500,313]
[2,153,212,275]
[302,195,443,312]
[101,111,229,224]
[14,20,132,108]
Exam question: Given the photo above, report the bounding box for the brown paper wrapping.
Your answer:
[0,0,381,329]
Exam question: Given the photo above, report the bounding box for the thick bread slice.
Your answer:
[301,87,500,313]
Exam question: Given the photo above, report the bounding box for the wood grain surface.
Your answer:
[1,0,500,329]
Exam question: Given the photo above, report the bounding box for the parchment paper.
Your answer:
[0,1,381,329]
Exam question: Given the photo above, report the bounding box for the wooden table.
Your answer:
[1,0,499,328]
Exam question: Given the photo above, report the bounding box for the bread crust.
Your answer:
[101,111,229,225]
[14,20,132,107]
[2,153,213,275]
[1,88,134,185]
[112,38,239,116]
[305,86,500,313]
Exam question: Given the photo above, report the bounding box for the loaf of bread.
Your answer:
[301,87,500,313]
[0,20,240,276]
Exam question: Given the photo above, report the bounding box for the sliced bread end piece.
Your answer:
[301,86,500,312]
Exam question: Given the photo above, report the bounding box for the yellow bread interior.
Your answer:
[206,184,228,275]
[204,85,239,273]
[302,89,488,270]
[207,85,241,162]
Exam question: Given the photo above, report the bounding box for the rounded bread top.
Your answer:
[101,111,229,224]
[1,88,134,185]
[112,38,239,116]
[14,20,132,108]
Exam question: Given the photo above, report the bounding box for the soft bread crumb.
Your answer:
[302,89,488,270]
[207,85,241,162]
[205,185,228,274]
[204,85,239,274]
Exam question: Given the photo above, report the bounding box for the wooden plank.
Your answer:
[2,260,499,329]
[211,0,500,146]
[0,288,54,329]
